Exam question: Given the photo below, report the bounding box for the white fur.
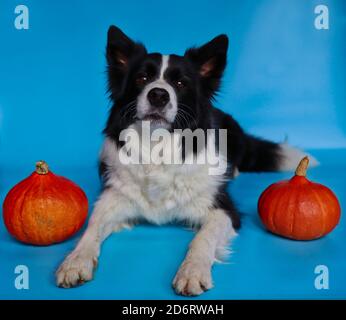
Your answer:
[173,210,236,295]
[159,55,169,78]
[101,132,227,224]
[56,188,135,288]
[278,143,319,171]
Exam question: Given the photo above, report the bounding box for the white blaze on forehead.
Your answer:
[159,55,169,79]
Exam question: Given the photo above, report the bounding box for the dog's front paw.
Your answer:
[173,260,213,296]
[56,252,98,288]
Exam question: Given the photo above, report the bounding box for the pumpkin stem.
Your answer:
[36,161,49,175]
[295,157,309,177]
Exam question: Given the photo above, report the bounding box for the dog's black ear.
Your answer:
[106,26,146,98]
[185,35,228,98]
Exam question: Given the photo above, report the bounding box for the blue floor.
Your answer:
[0,148,345,300]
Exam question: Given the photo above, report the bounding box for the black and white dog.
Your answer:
[56,26,316,296]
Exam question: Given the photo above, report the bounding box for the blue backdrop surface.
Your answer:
[0,0,345,299]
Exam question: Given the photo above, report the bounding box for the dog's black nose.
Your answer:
[147,88,169,108]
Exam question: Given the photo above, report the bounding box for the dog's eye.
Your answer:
[136,75,148,85]
[176,80,186,89]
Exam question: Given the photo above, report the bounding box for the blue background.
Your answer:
[0,0,345,299]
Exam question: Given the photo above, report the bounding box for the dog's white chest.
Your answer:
[101,137,226,225]
[140,164,174,204]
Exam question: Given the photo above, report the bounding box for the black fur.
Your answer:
[213,188,241,229]
[103,25,284,229]
[210,107,282,173]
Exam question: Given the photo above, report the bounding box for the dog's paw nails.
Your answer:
[173,261,213,296]
[56,254,97,288]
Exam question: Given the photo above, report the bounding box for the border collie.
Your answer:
[56,26,317,296]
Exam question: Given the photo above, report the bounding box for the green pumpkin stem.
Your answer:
[295,157,309,177]
[36,161,49,175]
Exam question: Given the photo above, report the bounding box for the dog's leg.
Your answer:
[56,188,134,288]
[173,209,236,296]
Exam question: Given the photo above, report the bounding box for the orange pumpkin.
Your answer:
[258,157,341,240]
[3,161,88,245]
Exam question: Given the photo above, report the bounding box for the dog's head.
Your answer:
[105,25,228,138]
